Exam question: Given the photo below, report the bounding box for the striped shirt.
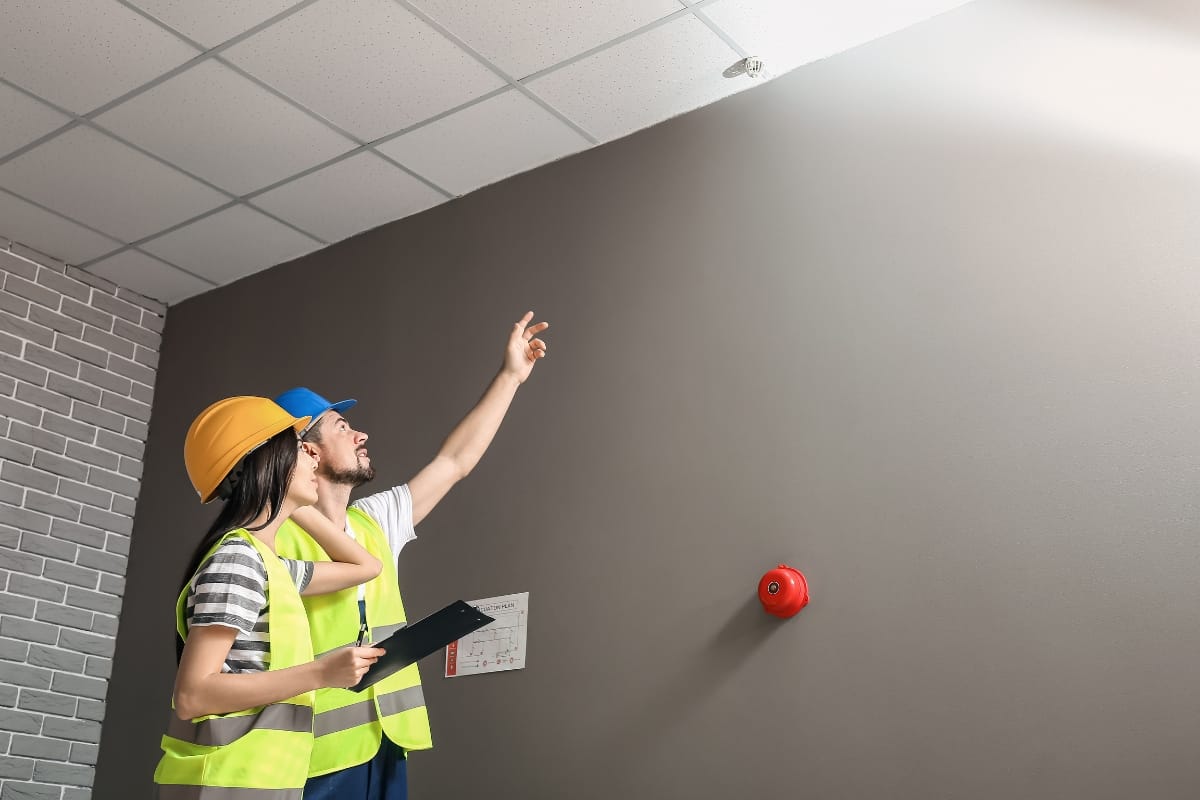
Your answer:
[184,537,314,673]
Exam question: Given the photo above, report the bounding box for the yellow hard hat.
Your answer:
[184,396,311,503]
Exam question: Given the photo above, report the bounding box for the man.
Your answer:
[274,311,549,800]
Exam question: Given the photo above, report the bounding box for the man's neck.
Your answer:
[314,479,354,530]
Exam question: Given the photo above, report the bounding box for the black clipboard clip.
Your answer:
[351,600,494,692]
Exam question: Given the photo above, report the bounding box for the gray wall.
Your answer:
[97,40,1199,800]
[0,243,162,800]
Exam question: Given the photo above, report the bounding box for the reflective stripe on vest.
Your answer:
[167,703,314,747]
[155,530,315,794]
[277,508,432,777]
[157,784,302,800]
[313,686,426,738]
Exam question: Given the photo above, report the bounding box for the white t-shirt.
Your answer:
[347,484,417,600]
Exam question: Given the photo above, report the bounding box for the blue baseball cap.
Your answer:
[273,387,357,438]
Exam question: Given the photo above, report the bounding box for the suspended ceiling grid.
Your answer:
[0,0,972,303]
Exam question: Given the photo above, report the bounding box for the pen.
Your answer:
[355,621,368,647]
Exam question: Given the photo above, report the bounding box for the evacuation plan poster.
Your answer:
[445,592,528,677]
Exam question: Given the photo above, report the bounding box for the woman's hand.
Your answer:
[315,645,386,688]
[289,505,383,595]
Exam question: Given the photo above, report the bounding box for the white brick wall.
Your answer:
[0,239,162,800]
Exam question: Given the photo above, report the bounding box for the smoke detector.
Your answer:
[724,56,765,79]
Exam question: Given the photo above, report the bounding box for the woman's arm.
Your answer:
[289,505,381,595]
[173,625,384,720]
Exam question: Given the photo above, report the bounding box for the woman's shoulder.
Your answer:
[196,534,267,580]
[210,531,262,557]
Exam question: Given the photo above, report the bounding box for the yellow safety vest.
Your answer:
[277,508,432,777]
[154,529,316,799]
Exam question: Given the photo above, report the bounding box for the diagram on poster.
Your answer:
[445,592,528,677]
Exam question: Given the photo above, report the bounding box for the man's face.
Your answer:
[307,412,375,487]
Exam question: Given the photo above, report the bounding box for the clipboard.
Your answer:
[351,600,494,692]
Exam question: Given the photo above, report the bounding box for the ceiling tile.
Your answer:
[410,0,682,79]
[526,15,742,143]
[0,126,228,243]
[0,0,199,113]
[224,0,506,141]
[0,84,71,159]
[141,204,321,284]
[252,152,446,244]
[377,90,590,196]
[127,0,306,48]
[0,189,122,265]
[95,61,356,196]
[87,249,213,305]
[701,0,974,74]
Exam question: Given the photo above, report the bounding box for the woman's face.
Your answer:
[287,437,321,507]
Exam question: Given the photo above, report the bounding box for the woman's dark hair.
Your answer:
[175,428,299,661]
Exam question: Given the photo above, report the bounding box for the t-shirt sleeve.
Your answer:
[351,484,416,557]
[279,558,314,593]
[187,538,269,635]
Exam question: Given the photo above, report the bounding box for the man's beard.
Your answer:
[321,459,376,487]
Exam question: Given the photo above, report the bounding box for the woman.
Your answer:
[155,396,386,799]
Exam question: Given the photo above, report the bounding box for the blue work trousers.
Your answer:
[303,737,407,800]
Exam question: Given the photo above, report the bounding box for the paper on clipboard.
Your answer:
[351,600,493,692]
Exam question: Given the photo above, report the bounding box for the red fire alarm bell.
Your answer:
[758,564,809,618]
